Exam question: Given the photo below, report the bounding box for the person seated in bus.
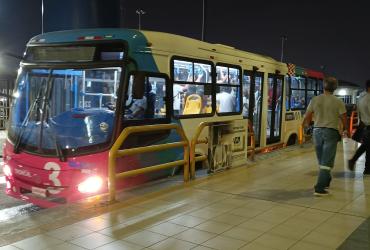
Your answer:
[127,96,147,119]
[216,86,235,112]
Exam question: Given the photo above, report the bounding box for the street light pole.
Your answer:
[280,35,287,62]
[201,0,206,41]
[41,0,44,33]
[136,9,146,30]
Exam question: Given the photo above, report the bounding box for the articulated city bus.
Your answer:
[3,29,323,207]
[282,64,324,146]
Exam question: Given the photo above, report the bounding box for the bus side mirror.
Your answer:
[132,73,145,99]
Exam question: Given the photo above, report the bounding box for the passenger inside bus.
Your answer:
[124,76,167,120]
[216,86,235,112]
[242,87,249,117]
[217,67,228,83]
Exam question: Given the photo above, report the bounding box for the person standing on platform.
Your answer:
[348,80,370,173]
[302,76,347,196]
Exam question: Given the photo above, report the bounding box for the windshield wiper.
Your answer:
[13,84,44,153]
[37,71,67,162]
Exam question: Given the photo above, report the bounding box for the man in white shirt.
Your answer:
[216,87,235,113]
[348,80,370,173]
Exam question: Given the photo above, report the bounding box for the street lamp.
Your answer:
[135,8,146,30]
[280,35,287,62]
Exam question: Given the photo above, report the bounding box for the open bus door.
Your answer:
[243,69,264,147]
[267,73,284,144]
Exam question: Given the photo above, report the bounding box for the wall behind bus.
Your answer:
[44,0,124,31]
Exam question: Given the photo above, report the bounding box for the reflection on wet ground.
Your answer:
[0,140,369,249]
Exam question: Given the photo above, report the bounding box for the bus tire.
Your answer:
[287,134,297,146]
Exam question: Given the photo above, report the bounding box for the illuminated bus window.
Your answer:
[307,90,315,104]
[194,63,212,83]
[216,66,228,83]
[229,68,240,85]
[307,78,316,90]
[175,84,212,115]
[125,75,167,120]
[216,65,241,114]
[216,86,240,113]
[290,76,306,110]
[173,84,212,115]
[172,58,213,116]
[317,79,323,93]
[174,60,193,82]
[148,77,166,118]
[285,76,291,110]
[242,74,251,117]
[307,78,317,105]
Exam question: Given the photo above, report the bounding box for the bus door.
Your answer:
[243,70,264,147]
[267,73,284,144]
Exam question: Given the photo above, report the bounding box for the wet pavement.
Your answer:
[0,139,368,249]
[0,129,42,225]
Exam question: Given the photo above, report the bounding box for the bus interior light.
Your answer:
[3,164,12,177]
[77,176,103,193]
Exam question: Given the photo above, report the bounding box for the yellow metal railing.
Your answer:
[247,120,256,161]
[298,124,304,146]
[108,124,189,202]
[190,121,211,179]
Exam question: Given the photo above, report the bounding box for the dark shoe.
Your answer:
[348,159,355,171]
[314,190,330,197]
[325,177,332,190]
[363,167,370,176]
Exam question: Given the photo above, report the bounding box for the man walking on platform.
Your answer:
[303,76,347,196]
[348,80,370,174]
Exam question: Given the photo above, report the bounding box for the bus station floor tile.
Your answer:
[1,142,370,249]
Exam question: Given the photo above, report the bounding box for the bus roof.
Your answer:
[29,28,285,68]
[287,63,324,79]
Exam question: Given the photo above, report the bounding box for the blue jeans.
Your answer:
[313,128,340,192]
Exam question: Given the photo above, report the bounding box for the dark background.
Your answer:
[0,0,369,86]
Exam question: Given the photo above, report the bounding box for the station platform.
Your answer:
[0,141,369,250]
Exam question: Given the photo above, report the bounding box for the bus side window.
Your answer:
[124,73,167,120]
[172,58,213,116]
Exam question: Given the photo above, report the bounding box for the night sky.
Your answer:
[0,0,369,86]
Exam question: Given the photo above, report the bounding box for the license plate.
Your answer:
[31,186,47,197]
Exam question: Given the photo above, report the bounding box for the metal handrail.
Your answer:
[190,121,212,179]
[108,123,189,202]
[298,124,304,145]
[247,120,255,160]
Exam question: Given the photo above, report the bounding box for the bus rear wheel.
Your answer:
[287,134,297,146]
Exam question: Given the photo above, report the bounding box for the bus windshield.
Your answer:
[8,67,122,157]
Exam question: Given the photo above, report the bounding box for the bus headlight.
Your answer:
[3,164,12,177]
[77,176,103,194]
